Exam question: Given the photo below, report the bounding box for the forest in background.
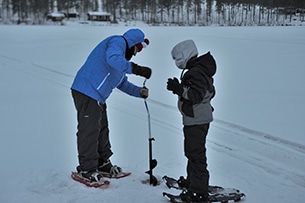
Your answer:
[1,0,305,26]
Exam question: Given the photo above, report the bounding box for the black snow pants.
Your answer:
[184,123,210,196]
[72,90,113,172]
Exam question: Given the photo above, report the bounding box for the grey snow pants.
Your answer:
[72,90,113,172]
[184,123,210,196]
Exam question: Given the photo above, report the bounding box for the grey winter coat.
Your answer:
[171,40,216,126]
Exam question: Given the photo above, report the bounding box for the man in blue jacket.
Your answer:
[71,28,151,183]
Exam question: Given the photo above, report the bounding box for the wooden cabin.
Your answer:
[47,12,65,22]
[87,11,111,22]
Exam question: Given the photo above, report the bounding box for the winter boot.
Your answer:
[178,176,190,189]
[72,166,109,187]
[78,169,104,183]
[180,189,210,203]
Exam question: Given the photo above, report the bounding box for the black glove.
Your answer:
[167,77,183,96]
[140,87,149,99]
[131,62,152,79]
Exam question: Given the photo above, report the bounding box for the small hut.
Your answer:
[47,12,65,22]
[87,0,111,22]
[87,11,111,21]
[47,0,65,22]
[66,7,80,19]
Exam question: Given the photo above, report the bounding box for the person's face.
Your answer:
[172,52,184,69]
[134,46,139,56]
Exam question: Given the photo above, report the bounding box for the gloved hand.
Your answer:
[167,77,183,96]
[131,62,152,79]
[140,87,149,99]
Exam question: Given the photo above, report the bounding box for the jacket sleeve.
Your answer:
[182,72,207,104]
[105,37,133,74]
[117,76,142,98]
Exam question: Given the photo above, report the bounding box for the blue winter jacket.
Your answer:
[71,29,146,104]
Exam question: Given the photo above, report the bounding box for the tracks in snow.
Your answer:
[210,119,305,188]
[213,119,305,154]
[0,54,73,89]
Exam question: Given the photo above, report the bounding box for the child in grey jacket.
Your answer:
[167,39,216,203]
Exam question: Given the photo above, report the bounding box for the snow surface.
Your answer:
[0,24,304,203]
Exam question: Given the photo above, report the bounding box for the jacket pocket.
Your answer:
[181,101,194,117]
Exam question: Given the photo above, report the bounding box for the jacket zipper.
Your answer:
[97,73,110,90]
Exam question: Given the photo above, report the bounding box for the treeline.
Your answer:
[1,0,305,25]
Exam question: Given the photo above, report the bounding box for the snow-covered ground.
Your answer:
[0,24,304,203]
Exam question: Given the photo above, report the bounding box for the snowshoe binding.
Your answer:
[98,159,131,179]
[162,175,245,203]
[163,190,209,203]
